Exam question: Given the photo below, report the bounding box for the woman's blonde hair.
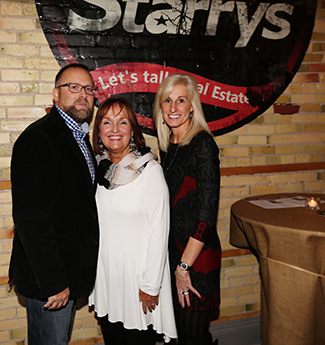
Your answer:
[153,73,212,151]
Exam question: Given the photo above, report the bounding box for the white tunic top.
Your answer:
[89,160,177,340]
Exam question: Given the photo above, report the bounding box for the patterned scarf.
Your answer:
[97,147,157,190]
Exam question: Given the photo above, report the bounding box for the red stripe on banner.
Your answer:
[91,63,259,111]
[135,113,155,130]
[48,6,78,65]
[51,32,78,64]
[91,63,260,130]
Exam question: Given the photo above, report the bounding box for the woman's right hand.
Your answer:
[139,289,159,314]
[175,265,201,308]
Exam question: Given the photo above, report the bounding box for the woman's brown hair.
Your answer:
[93,97,146,155]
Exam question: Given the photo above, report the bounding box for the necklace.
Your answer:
[162,144,180,176]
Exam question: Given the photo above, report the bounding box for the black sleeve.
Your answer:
[190,133,220,242]
[11,127,69,298]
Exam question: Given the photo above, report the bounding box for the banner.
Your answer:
[36,0,317,136]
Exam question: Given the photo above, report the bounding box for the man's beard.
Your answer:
[64,101,93,124]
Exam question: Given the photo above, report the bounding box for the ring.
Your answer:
[184,291,189,295]
[151,303,155,306]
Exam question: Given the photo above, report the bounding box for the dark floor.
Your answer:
[97,316,261,345]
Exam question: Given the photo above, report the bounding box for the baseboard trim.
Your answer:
[210,316,261,345]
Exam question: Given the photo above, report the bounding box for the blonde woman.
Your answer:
[153,74,221,345]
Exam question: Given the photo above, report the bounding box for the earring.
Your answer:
[129,136,136,151]
[189,111,193,119]
[99,137,104,152]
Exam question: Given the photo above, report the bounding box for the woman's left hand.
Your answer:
[139,289,159,314]
[175,265,201,308]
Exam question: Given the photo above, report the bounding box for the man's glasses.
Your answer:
[56,83,97,96]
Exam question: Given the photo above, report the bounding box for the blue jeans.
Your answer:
[25,298,76,345]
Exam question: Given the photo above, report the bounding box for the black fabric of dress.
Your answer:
[161,131,221,312]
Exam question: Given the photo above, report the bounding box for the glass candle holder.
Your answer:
[305,197,320,210]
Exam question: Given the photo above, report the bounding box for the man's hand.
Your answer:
[44,287,70,310]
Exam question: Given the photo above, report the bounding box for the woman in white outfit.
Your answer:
[89,96,177,344]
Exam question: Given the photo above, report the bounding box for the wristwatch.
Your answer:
[178,261,193,271]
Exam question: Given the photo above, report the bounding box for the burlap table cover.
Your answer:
[230,193,325,345]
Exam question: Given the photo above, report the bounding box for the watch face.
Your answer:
[180,262,189,271]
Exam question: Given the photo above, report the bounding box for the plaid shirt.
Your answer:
[56,105,95,184]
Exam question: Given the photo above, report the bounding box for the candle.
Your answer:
[307,197,319,209]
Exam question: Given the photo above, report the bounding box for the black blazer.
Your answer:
[9,107,99,300]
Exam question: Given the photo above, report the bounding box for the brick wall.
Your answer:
[1,0,325,344]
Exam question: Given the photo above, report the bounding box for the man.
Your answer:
[9,64,100,345]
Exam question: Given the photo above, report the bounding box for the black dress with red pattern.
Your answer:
[161,131,221,312]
